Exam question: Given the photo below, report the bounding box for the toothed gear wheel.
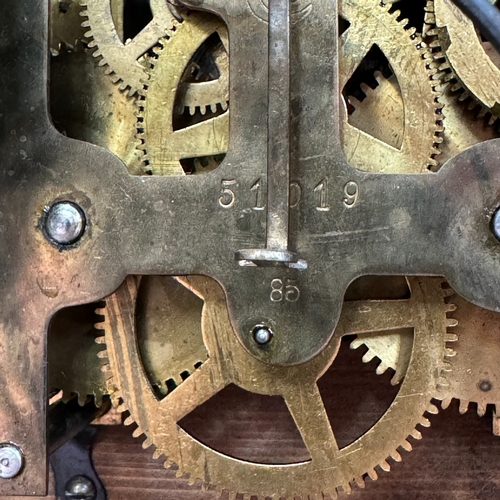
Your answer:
[439,295,500,422]
[347,72,405,152]
[136,12,229,175]
[340,0,443,173]
[80,0,180,95]
[48,304,111,406]
[424,0,500,121]
[99,276,456,498]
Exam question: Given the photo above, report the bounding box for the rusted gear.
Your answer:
[80,0,180,95]
[424,0,500,121]
[99,276,456,498]
[136,12,229,175]
[340,0,443,173]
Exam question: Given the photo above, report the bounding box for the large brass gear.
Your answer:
[139,0,442,176]
[136,11,230,175]
[80,0,180,95]
[424,0,500,120]
[356,292,500,432]
[351,0,500,385]
[340,0,443,173]
[98,275,456,498]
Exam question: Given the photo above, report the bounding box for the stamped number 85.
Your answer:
[270,279,300,303]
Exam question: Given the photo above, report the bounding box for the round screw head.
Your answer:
[45,202,86,245]
[492,208,500,241]
[65,475,96,500]
[0,444,23,479]
[253,325,273,346]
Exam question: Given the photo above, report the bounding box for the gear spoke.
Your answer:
[340,300,415,336]
[81,0,179,95]
[159,359,228,421]
[284,384,339,463]
[144,113,229,175]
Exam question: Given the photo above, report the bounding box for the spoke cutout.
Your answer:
[179,384,311,464]
[343,44,404,150]
[318,338,401,449]
[135,276,207,400]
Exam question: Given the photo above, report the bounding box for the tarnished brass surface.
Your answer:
[5,0,500,495]
[81,0,179,95]
[425,0,500,117]
[137,12,229,175]
[100,276,456,497]
[340,0,442,173]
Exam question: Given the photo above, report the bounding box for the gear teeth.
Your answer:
[341,482,352,494]
[354,476,365,489]
[361,350,376,364]
[401,440,413,452]
[391,450,402,462]
[378,460,391,473]
[124,415,135,426]
[445,333,459,343]
[142,437,154,449]
[152,449,163,460]
[427,403,439,415]
[375,361,389,375]
[419,416,431,428]
[445,347,457,359]
[132,427,144,439]
[367,469,378,481]
[410,429,422,440]
[477,402,488,418]
[441,397,452,410]
[459,400,470,414]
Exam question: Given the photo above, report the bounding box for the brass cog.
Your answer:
[48,304,110,406]
[340,0,443,173]
[177,40,229,116]
[440,296,500,420]
[136,12,230,175]
[424,0,500,120]
[354,291,500,432]
[347,71,405,152]
[80,0,180,95]
[139,0,443,176]
[99,276,456,498]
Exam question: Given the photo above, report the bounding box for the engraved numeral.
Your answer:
[270,278,300,303]
[314,179,330,212]
[343,181,359,208]
[219,179,237,208]
[251,178,266,211]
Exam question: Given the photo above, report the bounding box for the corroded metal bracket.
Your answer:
[2,0,500,494]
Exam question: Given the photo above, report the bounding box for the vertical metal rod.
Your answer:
[266,0,291,252]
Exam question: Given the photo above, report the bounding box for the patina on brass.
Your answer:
[100,276,456,498]
[425,0,500,118]
[5,0,500,495]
